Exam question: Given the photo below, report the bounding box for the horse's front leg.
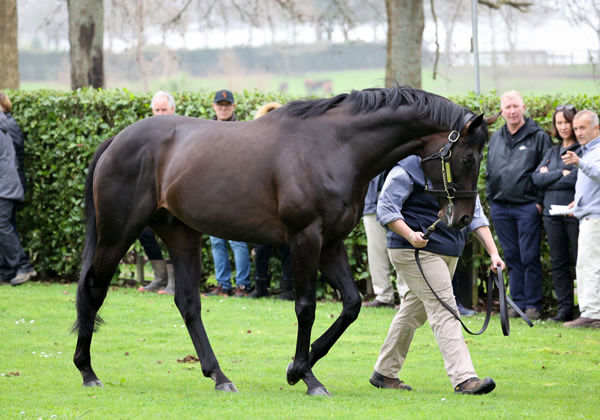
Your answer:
[286,225,330,396]
[309,240,361,366]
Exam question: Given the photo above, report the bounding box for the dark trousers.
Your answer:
[543,215,579,314]
[0,198,33,280]
[138,227,163,260]
[254,244,292,291]
[490,201,543,311]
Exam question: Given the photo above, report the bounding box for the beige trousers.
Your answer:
[373,249,477,387]
[577,218,600,319]
[363,214,396,304]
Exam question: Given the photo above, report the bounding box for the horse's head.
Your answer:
[420,112,500,229]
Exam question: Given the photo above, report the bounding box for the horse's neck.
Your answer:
[341,111,438,180]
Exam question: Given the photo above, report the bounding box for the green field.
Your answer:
[21,65,600,97]
[1,282,598,419]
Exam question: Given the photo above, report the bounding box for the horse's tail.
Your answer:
[72,137,115,335]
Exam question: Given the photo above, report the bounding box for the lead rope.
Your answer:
[413,219,533,336]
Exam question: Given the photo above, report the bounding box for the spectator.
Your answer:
[369,156,505,394]
[248,102,294,301]
[137,91,176,295]
[0,111,36,286]
[532,105,581,322]
[562,110,600,329]
[150,90,175,115]
[486,90,551,320]
[361,172,399,308]
[0,92,25,198]
[205,90,252,297]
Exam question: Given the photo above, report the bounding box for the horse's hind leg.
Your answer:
[152,219,237,392]
[309,240,361,367]
[285,224,331,396]
[74,238,136,387]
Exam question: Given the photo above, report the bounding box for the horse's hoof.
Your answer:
[215,382,238,392]
[307,386,331,397]
[82,379,103,387]
[286,361,300,386]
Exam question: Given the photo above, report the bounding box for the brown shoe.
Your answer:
[454,377,496,394]
[233,285,251,297]
[362,299,394,308]
[507,308,519,318]
[204,285,232,297]
[369,371,412,390]
[525,308,541,320]
[563,317,600,328]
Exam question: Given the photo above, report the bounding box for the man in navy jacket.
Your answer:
[486,90,551,320]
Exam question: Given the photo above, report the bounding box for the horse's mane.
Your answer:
[284,84,473,133]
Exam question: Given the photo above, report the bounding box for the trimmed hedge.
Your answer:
[7,89,600,307]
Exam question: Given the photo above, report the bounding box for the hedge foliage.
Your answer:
[6,88,600,307]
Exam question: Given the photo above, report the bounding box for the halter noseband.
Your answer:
[420,130,478,210]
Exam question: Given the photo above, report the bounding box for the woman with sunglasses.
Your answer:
[532,105,581,322]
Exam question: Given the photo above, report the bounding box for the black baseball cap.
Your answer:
[213,89,235,104]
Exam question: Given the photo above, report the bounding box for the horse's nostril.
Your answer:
[460,215,472,226]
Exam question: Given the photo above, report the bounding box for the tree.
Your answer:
[385,0,424,88]
[67,0,104,89]
[0,0,19,89]
[562,0,600,62]
[384,0,533,89]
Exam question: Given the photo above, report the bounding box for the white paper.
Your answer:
[549,205,573,216]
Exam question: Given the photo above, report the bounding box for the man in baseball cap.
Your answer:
[212,89,236,121]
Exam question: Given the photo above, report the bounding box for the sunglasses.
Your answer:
[556,104,575,112]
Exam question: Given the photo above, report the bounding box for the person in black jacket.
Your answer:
[0,111,36,286]
[532,105,581,322]
[486,90,551,320]
[0,92,25,226]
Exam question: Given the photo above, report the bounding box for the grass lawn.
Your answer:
[21,65,599,98]
[1,281,598,419]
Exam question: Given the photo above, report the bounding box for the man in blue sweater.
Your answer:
[562,110,600,328]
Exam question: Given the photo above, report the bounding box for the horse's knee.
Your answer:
[341,294,361,323]
[295,299,316,325]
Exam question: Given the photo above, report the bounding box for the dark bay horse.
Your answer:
[74,86,496,396]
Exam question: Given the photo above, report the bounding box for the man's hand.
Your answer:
[562,151,580,166]
[539,166,548,173]
[562,169,571,176]
[490,254,506,273]
[408,231,428,249]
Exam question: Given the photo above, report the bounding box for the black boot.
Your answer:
[249,277,269,298]
[276,274,294,301]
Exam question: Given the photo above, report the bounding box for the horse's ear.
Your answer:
[465,113,484,134]
[485,111,502,126]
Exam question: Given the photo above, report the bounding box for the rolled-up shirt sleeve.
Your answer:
[376,165,414,227]
[468,195,489,232]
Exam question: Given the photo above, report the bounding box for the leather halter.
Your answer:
[420,130,479,208]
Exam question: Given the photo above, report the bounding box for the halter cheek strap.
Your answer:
[421,129,478,204]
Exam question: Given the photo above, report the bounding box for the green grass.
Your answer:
[20,64,599,97]
[1,282,598,419]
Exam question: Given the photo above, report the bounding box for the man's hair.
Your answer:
[500,90,524,106]
[0,91,12,113]
[151,91,175,110]
[574,110,600,127]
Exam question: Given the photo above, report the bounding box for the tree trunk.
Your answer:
[0,0,19,89]
[67,0,104,89]
[385,0,424,88]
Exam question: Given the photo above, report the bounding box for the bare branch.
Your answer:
[478,0,532,13]
[430,0,440,80]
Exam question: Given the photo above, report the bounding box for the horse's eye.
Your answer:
[462,156,475,168]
